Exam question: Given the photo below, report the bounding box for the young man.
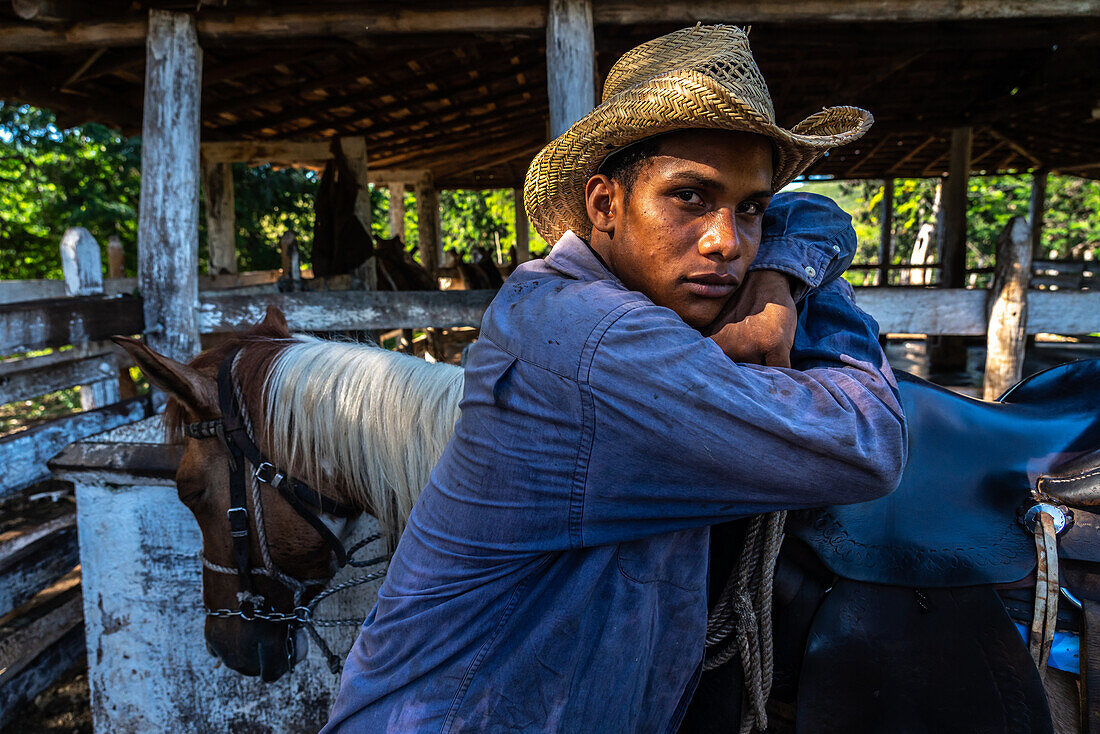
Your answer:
[324,25,906,733]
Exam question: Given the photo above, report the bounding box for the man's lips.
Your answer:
[682,273,739,298]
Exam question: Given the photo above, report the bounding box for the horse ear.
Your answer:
[111,336,218,418]
[260,305,290,336]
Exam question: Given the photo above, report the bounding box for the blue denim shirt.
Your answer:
[323,192,907,733]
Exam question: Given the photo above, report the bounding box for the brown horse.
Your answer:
[113,307,462,680]
[116,311,1099,731]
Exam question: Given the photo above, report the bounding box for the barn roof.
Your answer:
[2,2,1098,188]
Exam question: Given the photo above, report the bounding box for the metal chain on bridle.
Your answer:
[185,350,391,674]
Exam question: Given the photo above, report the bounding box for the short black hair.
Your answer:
[596,135,667,196]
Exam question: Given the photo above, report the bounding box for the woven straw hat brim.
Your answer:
[524,69,873,244]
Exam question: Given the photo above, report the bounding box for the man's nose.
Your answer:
[698,210,743,262]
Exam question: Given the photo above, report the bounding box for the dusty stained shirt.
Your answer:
[323,192,907,733]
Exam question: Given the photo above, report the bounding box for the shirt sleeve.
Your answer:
[576,277,906,548]
[749,191,857,302]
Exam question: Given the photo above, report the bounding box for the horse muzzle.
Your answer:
[205,618,308,682]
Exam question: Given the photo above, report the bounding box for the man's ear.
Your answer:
[111,336,218,418]
[585,174,619,236]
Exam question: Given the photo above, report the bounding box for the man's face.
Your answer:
[586,130,774,330]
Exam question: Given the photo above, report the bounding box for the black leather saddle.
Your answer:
[788,359,1100,588]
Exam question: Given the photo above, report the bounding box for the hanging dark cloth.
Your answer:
[312,141,375,278]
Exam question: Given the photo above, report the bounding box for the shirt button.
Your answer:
[832,245,841,253]
[805,265,817,278]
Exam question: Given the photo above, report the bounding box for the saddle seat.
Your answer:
[787,360,1100,588]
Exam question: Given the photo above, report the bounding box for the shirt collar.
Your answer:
[544,230,617,283]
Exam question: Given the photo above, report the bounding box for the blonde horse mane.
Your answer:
[261,335,464,545]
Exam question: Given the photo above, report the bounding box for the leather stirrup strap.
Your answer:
[1029,513,1060,674]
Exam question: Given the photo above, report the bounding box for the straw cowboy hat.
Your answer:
[524,24,873,244]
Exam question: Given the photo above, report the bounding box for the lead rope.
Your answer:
[704,510,787,734]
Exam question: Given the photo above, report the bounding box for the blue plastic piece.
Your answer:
[1014,621,1080,674]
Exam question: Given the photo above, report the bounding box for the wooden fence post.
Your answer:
[416,174,441,278]
[547,0,595,138]
[279,231,300,289]
[137,9,202,363]
[107,234,125,280]
[200,157,236,275]
[59,227,120,410]
[1029,167,1048,261]
[389,182,406,242]
[878,178,894,286]
[514,188,531,264]
[983,216,1032,400]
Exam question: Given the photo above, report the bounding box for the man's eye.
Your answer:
[737,201,765,215]
[674,190,704,205]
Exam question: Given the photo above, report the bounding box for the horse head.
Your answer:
[114,307,354,681]
[113,306,465,681]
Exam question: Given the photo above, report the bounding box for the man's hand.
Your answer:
[706,270,797,367]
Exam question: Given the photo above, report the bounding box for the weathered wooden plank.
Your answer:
[0,514,76,571]
[984,217,1032,400]
[0,345,117,405]
[0,295,144,355]
[0,576,82,684]
[5,2,1099,52]
[0,522,78,619]
[0,395,152,499]
[853,288,1100,336]
[138,9,202,364]
[0,270,284,307]
[0,626,84,732]
[198,290,497,333]
[547,0,595,138]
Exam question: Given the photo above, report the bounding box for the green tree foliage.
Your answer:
[807,174,1100,286]
[0,102,141,279]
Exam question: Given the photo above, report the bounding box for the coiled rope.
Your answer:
[703,510,788,733]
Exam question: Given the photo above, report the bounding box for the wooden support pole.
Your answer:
[416,175,441,279]
[389,182,406,242]
[59,228,119,410]
[339,136,377,291]
[137,9,202,363]
[930,127,972,375]
[1029,167,1048,261]
[547,0,595,138]
[939,126,972,289]
[200,158,236,275]
[514,188,531,263]
[878,178,894,286]
[983,216,1032,400]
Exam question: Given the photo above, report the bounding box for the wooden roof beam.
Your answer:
[4,1,1100,53]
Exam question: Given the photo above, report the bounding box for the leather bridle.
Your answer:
[182,348,387,673]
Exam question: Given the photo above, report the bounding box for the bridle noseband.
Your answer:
[183,348,387,673]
